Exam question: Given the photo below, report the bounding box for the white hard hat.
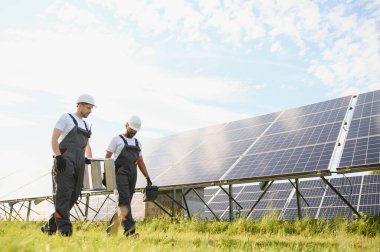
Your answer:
[128,115,141,131]
[77,94,95,106]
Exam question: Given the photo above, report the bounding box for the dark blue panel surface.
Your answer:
[318,207,352,219]
[279,96,351,119]
[358,205,380,216]
[356,90,380,105]
[267,108,347,135]
[250,122,342,154]
[338,90,380,170]
[155,157,238,187]
[225,142,335,180]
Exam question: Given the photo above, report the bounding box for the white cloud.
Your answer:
[46,1,101,27]
[0,114,38,127]
[0,1,250,134]
[270,41,282,53]
[0,90,32,105]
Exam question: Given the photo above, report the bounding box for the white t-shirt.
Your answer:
[54,113,92,143]
[106,135,142,159]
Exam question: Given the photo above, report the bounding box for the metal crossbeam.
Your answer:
[246,181,274,219]
[320,176,361,218]
[192,188,220,221]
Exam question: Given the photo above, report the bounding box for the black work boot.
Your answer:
[59,229,72,237]
[123,227,139,238]
[41,225,56,235]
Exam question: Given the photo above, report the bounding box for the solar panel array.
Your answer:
[136,95,356,189]
[203,174,380,220]
[338,90,380,170]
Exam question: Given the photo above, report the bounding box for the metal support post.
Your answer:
[84,194,90,220]
[295,178,302,220]
[172,189,176,220]
[229,185,233,221]
[26,200,32,221]
[181,190,191,220]
[219,185,243,210]
[289,179,310,207]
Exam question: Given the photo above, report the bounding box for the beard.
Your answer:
[126,131,136,138]
[80,111,90,118]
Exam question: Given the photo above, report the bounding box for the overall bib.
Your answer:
[107,135,140,235]
[43,114,91,234]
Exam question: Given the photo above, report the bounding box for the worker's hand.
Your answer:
[146,177,152,186]
[85,157,91,164]
[55,155,66,173]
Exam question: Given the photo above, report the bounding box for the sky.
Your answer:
[0,0,379,201]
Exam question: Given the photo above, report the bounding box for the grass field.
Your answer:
[1,215,380,251]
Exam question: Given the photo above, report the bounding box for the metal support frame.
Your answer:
[288,179,310,207]
[181,190,191,220]
[85,193,113,224]
[152,201,172,217]
[218,185,243,210]
[246,181,274,219]
[295,178,302,220]
[84,194,90,220]
[163,192,187,211]
[8,203,14,221]
[192,188,220,221]
[26,201,32,221]
[172,189,176,219]
[320,176,361,218]
[229,185,233,221]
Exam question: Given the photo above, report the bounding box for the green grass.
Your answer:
[1,215,380,251]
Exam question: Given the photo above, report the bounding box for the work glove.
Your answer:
[146,177,153,186]
[55,155,66,173]
[85,157,91,164]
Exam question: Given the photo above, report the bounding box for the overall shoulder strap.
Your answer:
[134,138,139,147]
[119,135,128,145]
[67,113,78,126]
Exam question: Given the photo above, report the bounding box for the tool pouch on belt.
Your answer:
[143,186,158,202]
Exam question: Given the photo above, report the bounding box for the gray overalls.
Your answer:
[108,135,140,233]
[44,114,91,234]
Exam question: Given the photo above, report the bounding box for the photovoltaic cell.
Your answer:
[338,90,380,170]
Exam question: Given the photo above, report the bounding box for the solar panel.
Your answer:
[282,180,326,220]
[135,94,355,189]
[358,174,380,216]
[317,177,361,219]
[136,123,227,188]
[338,90,380,171]
[152,113,280,187]
[223,96,351,182]
[202,174,380,221]
[225,142,335,180]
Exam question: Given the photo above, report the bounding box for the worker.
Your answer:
[41,94,95,236]
[105,115,152,237]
